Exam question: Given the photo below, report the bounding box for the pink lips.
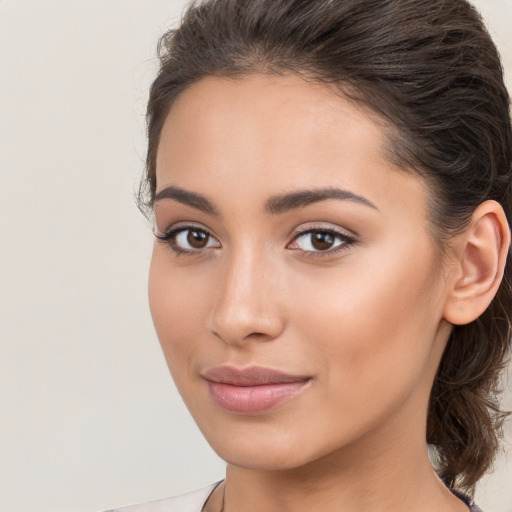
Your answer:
[202,366,311,415]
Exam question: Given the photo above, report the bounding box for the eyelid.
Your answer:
[289,223,357,242]
[153,220,214,238]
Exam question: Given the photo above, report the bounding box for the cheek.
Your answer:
[148,249,211,373]
[288,245,444,400]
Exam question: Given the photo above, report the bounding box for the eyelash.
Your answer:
[154,225,357,258]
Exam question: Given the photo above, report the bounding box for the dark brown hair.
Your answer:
[141,0,512,493]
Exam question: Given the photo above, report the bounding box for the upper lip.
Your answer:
[201,366,311,386]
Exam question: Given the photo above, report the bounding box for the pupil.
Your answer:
[187,230,208,248]
[312,231,334,250]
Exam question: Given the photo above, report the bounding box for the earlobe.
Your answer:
[443,200,510,326]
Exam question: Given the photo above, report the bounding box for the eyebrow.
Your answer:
[265,187,378,214]
[153,185,377,215]
[154,185,219,215]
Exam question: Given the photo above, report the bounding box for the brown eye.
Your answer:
[288,228,355,255]
[187,229,209,248]
[310,231,335,251]
[157,227,221,252]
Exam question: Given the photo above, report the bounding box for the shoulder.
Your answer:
[104,482,221,512]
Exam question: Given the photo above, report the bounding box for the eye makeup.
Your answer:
[154,222,357,260]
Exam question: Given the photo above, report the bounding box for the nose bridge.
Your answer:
[209,241,284,344]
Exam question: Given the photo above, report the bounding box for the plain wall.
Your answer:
[0,1,510,511]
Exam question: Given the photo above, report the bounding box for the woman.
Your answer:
[110,0,512,510]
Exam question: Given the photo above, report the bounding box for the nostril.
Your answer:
[243,332,271,341]
[212,329,273,345]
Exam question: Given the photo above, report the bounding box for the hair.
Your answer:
[140,0,512,494]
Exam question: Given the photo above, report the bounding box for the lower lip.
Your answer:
[207,380,310,415]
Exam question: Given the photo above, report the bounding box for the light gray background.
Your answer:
[0,1,510,511]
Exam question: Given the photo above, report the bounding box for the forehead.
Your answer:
[155,73,427,217]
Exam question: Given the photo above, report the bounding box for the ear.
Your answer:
[443,200,511,326]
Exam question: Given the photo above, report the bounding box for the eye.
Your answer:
[288,228,355,254]
[155,226,221,253]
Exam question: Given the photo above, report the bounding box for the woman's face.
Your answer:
[149,74,454,470]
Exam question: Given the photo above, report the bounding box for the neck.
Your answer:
[222,448,464,512]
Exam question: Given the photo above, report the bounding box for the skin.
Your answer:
[148,73,486,512]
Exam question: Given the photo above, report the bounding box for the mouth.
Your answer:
[201,366,312,415]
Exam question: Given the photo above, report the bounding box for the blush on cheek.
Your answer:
[288,238,443,400]
[149,265,192,360]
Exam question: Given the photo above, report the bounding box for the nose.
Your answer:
[208,248,286,346]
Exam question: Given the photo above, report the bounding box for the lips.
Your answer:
[201,366,311,415]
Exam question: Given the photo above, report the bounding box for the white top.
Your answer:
[105,482,220,512]
[104,481,482,512]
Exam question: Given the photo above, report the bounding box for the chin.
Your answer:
[197,416,349,472]
[192,416,304,469]
[213,440,316,471]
